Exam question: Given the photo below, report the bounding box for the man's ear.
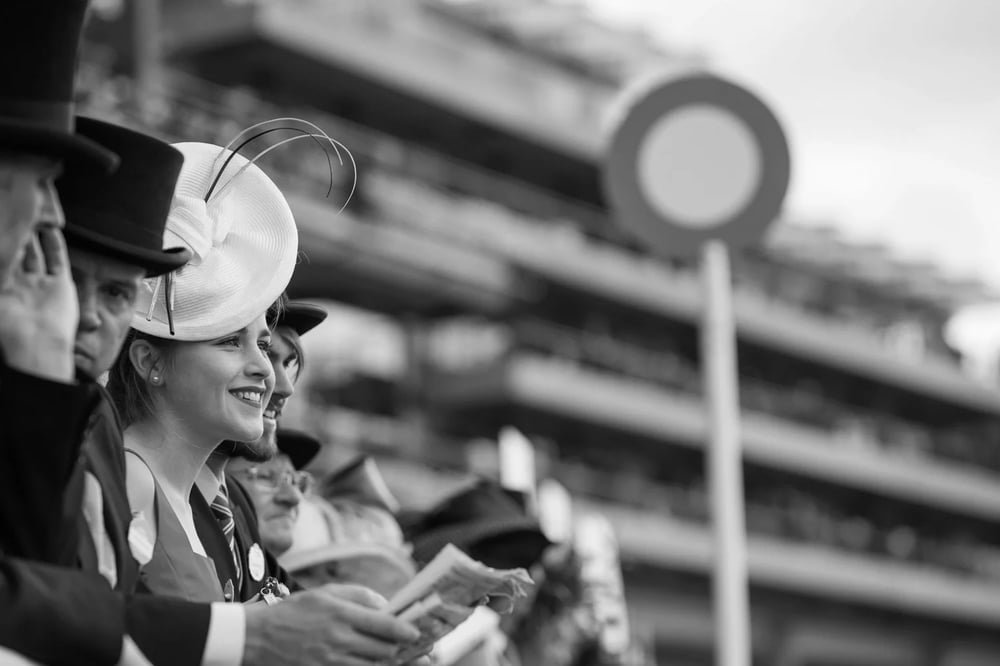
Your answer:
[128,338,165,386]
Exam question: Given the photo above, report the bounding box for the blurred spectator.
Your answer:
[403,479,553,666]
[228,429,320,556]
[404,478,551,572]
[282,455,416,598]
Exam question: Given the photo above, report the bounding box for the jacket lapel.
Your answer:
[228,478,262,600]
[191,488,238,599]
[80,390,138,591]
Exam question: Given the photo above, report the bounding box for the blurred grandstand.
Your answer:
[82,1,1000,664]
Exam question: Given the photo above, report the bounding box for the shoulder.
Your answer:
[124,450,156,519]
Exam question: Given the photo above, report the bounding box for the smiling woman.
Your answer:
[104,127,304,602]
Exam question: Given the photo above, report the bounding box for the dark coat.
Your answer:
[0,361,100,561]
[192,474,300,602]
[0,364,121,665]
[0,557,124,665]
[78,388,138,591]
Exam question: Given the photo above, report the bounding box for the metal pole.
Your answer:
[700,239,751,666]
[130,0,162,122]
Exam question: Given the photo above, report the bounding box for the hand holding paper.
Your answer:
[387,544,534,665]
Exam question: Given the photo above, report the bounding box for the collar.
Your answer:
[195,463,226,503]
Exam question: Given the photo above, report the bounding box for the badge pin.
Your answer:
[248,543,266,581]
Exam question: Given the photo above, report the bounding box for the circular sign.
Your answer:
[603,74,790,258]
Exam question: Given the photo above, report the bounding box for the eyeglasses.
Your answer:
[235,467,313,494]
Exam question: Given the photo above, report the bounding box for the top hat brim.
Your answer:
[64,224,191,277]
[278,302,327,336]
[276,429,322,470]
[409,516,551,568]
[0,122,119,173]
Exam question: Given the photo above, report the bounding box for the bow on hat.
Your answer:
[164,193,236,267]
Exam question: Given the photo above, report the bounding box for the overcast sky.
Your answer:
[584,0,1000,296]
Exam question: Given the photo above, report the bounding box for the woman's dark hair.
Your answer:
[267,293,288,330]
[275,325,306,380]
[268,292,306,378]
[106,328,178,427]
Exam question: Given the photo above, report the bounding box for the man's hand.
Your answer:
[0,227,78,381]
[243,583,422,666]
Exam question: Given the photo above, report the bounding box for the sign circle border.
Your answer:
[604,74,791,258]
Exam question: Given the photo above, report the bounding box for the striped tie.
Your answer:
[210,484,242,593]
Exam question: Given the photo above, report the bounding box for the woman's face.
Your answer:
[161,313,275,444]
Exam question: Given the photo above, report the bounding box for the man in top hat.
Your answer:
[194,301,328,602]
[0,0,120,563]
[55,117,429,666]
[0,1,144,663]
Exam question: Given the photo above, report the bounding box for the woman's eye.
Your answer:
[258,340,272,353]
[217,337,240,347]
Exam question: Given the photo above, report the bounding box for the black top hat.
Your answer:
[407,479,551,569]
[277,301,328,336]
[276,429,321,470]
[59,118,191,276]
[0,1,118,171]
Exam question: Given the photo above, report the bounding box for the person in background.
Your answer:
[405,479,551,574]
[403,479,553,666]
[280,453,417,600]
[0,2,144,663]
[228,429,321,557]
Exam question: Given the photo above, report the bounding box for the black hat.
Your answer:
[407,479,551,569]
[276,429,321,470]
[277,301,327,336]
[0,1,118,171]
[59,118,192,276]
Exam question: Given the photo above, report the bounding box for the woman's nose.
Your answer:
[272,362,295,403]
[246,347,274,379]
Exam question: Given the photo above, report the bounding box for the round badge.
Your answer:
[248,543,266,582]
[603,74,790,259]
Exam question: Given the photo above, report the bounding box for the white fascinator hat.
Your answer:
[133,119,355,341]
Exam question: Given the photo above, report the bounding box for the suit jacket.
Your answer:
[78,388,138,591]
[0,360,125,665]
[0,557,124,665]
[192,475,300,602]
[0,361,100,562]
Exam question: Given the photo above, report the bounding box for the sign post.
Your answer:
[603,73,790,666]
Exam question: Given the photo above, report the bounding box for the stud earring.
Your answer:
[151,374,161,386]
